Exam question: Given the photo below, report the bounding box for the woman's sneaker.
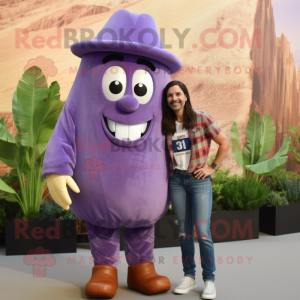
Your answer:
[174,276,197,294]
[201,280,216,299]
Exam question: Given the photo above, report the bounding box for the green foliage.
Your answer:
[208,153,241,185]
[0,66,64,220]
[39,199,76,220]
[210,167,240,205]
[0,169,19,188]
[265,169,300,191]
[209,153,231,211]
[262,190,289,207]
[287,125,300,166]
[208,152,241,211]
[230,110,291,181]
[208,153,228,204]
[211,184,224,204]
[219,177,270,210]
[212,168,240,186]
[265,169,300,205]
[278,178,300,204]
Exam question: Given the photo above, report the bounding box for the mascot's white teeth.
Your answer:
[105,117,148,141]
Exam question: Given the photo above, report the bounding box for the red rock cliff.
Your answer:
[251,0,300,172]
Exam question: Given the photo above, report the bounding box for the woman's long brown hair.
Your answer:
[161,81,196,136]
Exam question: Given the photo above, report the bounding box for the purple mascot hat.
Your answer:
[43,9,182,298]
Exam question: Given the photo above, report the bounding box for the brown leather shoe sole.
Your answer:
[85,265,118,298]
[127,262,171,295]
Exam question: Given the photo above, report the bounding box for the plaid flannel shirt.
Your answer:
[166,110,221,178]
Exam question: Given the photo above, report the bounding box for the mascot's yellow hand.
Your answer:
[46,175,80,210]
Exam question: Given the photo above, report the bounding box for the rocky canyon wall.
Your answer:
[251,0,300,172]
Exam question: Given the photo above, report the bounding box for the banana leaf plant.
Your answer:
[230,110,291,182]
[0,66,64,220]
[287,125,300,165]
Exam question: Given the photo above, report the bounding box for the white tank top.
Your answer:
[171,122,191,171]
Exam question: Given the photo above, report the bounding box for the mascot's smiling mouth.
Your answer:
[104,117,151,141]
[103,116,152,143]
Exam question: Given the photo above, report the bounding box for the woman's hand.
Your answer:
[193,166,215,179]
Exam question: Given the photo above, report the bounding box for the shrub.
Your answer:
[265,169,300,191]
[211,183,224,204]
[262,190,289,207]
[208,153,242,210]
[39,198,76,220]
[278,177,300,204]
[219,177,270,210]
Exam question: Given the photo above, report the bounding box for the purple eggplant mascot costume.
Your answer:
[42,9,182,298]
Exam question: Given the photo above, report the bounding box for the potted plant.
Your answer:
[200,154,268,243]
[210,109,292,242]
[259,169,300,235]
[230,110,291,181]
[211,173,269,243]
[0,66,76,255]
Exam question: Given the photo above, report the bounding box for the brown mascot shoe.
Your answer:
[85,265,118,298]
[127,262,171,295]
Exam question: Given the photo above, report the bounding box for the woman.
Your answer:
[162,81,229,299]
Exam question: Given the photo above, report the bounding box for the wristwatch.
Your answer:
[211,162,217,170]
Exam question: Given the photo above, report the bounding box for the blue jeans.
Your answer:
[168,171,216,282]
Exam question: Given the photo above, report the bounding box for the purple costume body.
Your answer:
[42,9,182,266]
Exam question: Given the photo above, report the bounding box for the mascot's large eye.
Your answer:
[132,69,153,104]
[102,66,126,101]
